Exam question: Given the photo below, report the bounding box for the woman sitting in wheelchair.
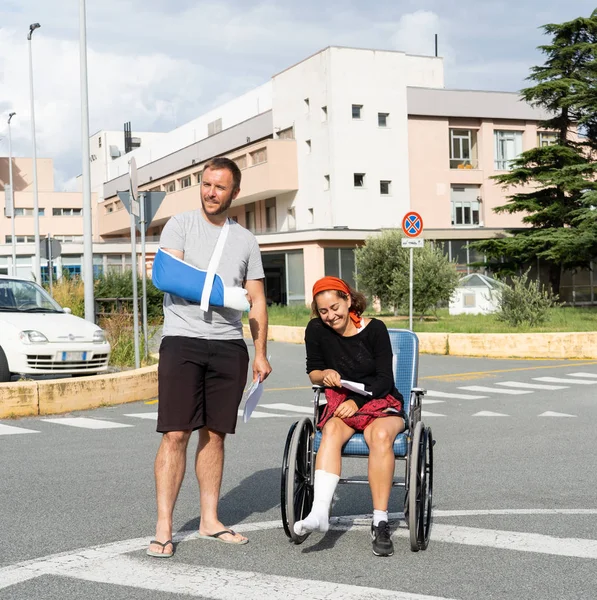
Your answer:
[294,276,405,557]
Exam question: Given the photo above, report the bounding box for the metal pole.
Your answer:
[27,23,41,283]
[7,113,16,276]
[130,208,140,370]
[47,233,53,297]
[79,0,95,322]
[140,193,149,361]
[409,247,414,331]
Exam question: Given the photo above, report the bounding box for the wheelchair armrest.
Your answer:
[312,385,325,391]
[411,387,426,395]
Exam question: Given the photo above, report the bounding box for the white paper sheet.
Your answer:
[242,375,264,423]
[340,379,372,397]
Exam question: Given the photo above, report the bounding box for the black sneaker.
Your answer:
[371,520,394,557]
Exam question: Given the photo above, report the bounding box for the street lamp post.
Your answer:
[7,112,17,276]
[27,23,41,283]
[79,0,95,321]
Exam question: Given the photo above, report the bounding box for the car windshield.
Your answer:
[0,279,63,313]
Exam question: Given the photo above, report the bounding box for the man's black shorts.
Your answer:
[157,336,249,434]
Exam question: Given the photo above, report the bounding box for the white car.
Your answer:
[0,276,111,382]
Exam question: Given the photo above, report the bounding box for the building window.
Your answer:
[538,131,558,147]
[178,175,191,189]
[305,140,311,154]
[450,129,478,169]
[250,148,267,165]
[5,235,35,243]
[324,175,330,191]
[354,173,365,188]
[265,198,276,233]
[321,106,328,121]
[380,180,391,195]
[107,255,124,274]
[54,235,83,243]
[463,294,476,308]
[378,112,389,127]
[194,172,202,185]
[164,181,176,193]
[451,185,481,227]
[52,208,81,216]
[304,98,310,111]
[277,126,294,140]
[207,118,222,136]
[352,104,363,120]
[234,155,247,170]
[105,204,114,214]
[13,208,44,216]
[245,203,256,233]
[98,137,102,148]
[494,130,523,170]
[307,208,314,224]
[324,248,357,289]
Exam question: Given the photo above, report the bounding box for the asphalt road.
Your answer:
[1,341,597,600]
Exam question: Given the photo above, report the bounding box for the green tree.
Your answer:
[388,242,460,318]
[355,230,408,312]
[355,231,459,317]
[471,11,597,295]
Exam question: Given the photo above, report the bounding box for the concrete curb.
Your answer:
[0,365,158,419]
[253,325,597,360]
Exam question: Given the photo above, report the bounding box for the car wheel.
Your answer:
[0,347,12,383]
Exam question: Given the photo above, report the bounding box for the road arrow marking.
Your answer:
[539,411,577,418]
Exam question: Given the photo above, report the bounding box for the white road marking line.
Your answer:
[539,411,577,418]
[425,390,487,399]
[422,399,445,404]
[3,510,597,591]
[60,555,459,600]
[259,403,314,414]
[472,411,509,417]
[496,381,567,390]
[567,372,597,379]
[41,417,133,429]
[460,386,532,395]
[421,410,447,417]
[123,412,158,420]
[236,410,287,419]
[534,377,597,385]
[0,423,40,436]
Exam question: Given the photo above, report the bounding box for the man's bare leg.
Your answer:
[196,427,247,543]
[148,430,192,555]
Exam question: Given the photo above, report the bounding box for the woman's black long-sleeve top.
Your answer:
[305,317,402,409]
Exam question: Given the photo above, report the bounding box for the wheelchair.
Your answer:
[280,328,434,552]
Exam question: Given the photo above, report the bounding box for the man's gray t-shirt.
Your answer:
[159,210,264,340]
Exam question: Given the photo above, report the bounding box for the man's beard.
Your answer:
[201,194,233,216]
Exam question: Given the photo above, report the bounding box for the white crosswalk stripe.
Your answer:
[237,409,287,418]
[425,389,487,399]
[534,377,597,385]
[473,411,509,417]
[41,417,133,429]
[421,410,446,417]
[567,372,597,379]
[259,403,314,414]
[124,412,158,420]
[460,386,532,395]
[496,381,567,390]
[0,423,40,436]
[539,411,577,418]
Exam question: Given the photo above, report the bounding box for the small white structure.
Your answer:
[449,273,505,315]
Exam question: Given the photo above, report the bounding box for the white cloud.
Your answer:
[390,10,444,57]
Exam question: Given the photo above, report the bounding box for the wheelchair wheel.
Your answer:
[280,417,314,544]
[408,421,433,551]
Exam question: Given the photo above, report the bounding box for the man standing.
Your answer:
[147,157,271,557]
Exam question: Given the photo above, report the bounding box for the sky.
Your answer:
[0,0,595,190]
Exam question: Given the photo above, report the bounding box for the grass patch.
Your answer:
[261,306,597,333]
[100,312,158,368]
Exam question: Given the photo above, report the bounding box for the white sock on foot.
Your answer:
[293,470,340,536]
[373,509,388,527]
